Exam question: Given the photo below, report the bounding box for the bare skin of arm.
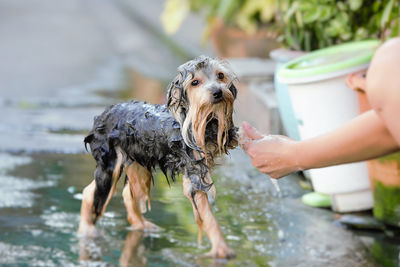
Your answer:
[366,37,400,145]
[242,37,400,179]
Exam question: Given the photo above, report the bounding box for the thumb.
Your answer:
[242,121,263,140]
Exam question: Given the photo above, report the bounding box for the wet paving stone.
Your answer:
[0,151,383,266]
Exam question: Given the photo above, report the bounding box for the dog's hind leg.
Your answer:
[182,175,235,259]
[78,147,124,236]
[122,162,160,232]
[78,180,98,236]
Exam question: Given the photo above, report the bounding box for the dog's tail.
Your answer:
[83,109,124,223]
[84,133,93,153]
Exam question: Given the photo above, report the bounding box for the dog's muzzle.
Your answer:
[211,88,223,104]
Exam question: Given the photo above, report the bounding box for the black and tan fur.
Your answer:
[78,56,238,258]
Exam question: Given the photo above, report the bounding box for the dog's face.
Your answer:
[167,56,238,161]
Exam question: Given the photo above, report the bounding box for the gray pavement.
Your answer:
[0,0,209,153]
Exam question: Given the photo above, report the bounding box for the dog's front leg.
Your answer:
[182,176,235,259]
[123,162,160,232]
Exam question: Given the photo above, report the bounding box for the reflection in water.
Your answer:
[120,231,147,267]
[0,152,398,266]
[79,237,103,263]
[79,231,147,267]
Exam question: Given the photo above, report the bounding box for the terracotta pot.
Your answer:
[210,20,279,58]
[346,70,400,227]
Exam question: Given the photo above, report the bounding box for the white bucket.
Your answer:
[287,74,370,193]
[277,41,380,212]
[286,74,372,211]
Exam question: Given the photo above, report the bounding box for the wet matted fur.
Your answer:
[79,56,238,258]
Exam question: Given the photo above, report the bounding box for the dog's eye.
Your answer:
[217,72,224,80]
[191,80,200,86]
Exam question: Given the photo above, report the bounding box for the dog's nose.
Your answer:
[212,88,223,101]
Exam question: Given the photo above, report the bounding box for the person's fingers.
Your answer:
[242,142,250,152]
[243,141,255,156]
[242,121,263,140]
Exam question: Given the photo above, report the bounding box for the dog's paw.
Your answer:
[143,220,163,232]
[204,244,235,259]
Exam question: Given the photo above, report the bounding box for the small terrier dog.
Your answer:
[78,56,238,258]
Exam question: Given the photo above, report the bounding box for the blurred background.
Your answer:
[0,0,399,266]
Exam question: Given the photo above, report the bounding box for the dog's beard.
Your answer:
[182,93,234,161]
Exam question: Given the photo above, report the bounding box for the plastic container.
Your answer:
[270,49,305,141]
[278,40,380,212]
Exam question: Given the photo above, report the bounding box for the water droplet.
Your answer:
[67,186,75,194]
[278,229,285,240]
[73,193,83,200]
[226,235,240,241]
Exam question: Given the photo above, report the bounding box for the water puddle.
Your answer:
[0,150,393,266]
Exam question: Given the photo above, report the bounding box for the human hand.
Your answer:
[240,122,302,179]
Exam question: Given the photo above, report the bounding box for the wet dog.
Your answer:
[78,56,238,258]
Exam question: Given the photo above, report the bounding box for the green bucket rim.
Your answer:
[278,40,380,79]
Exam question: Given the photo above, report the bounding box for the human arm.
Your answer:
[366,37,400,145]
[241,109,399,178]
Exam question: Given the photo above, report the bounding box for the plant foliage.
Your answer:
[279,0,400,51]
[161,0,400,51]
[161,0,279,36]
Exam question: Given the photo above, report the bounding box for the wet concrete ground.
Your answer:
[0,152,378,266]
[0,0,398,266]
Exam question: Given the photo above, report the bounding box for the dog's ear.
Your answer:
[229,83,237,99]
[167,73,187,125]
[167,74,182,109]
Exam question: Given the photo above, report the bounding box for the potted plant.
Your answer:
[161,0,281,58]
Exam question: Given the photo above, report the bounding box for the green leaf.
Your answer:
[236,13,258,34]
[337,2,347,11]
[296,1,313,11]
[217,0,238,21]
[348,0,363,11]
[284,29,295,49]
[304,30,311,51]
[260,0,277,22]
[284,1,299,23]
[318,5,334,21]
[354,27,368,40]
[390,19,399,37]
[285,22,301,50]
[372,1,381,12]
[340,31,352,40]
[381,0,394,29]
[337,11,349,24]
[295,10,303,27]
[302,6,321,24]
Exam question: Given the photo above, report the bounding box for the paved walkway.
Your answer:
[0,0,209,153]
